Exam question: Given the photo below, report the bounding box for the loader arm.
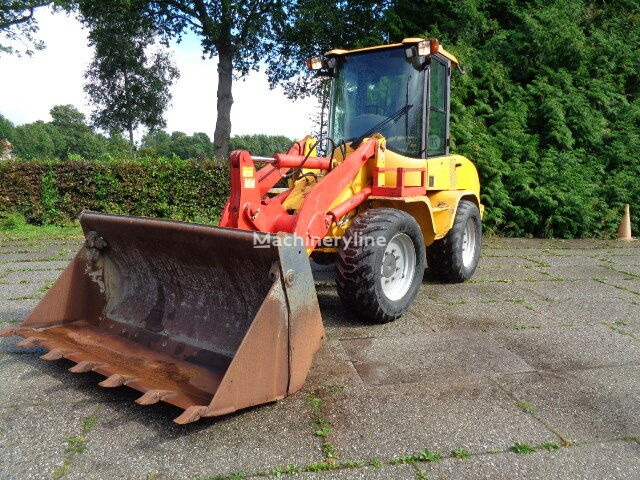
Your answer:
[220,137,379,251]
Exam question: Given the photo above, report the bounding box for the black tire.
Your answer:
[336,208,425,323]
[426,199,482,282]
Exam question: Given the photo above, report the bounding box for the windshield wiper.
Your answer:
[351,104,413,148]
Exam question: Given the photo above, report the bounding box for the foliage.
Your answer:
[382,0,640,238]
[82,1,179,146]
[0,0,54,56]
[2,107,296,162]
[77,0,290,159]
[229,134,294,157]
[0,158,230,225]
[0,114,15,142]
[267,0,388,99]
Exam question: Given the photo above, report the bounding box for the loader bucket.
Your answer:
[1,212,324,424]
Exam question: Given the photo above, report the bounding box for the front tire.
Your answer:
[336,208,425,323]
[426,199,482,282]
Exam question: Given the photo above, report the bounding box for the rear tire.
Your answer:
[426,200,482,282]
[336,208,425,323]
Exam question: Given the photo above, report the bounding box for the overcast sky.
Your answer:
[0,6,317,140]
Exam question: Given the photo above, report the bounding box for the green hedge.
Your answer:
[0,157,636,238]
[0,158,230,225]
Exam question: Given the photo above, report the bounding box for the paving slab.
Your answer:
[0,340,131,408]
[496,366,640,443]
[528,297,640,324]
[0,402,99,480]
[340,331,535,386]
[296,464,417,480]
[422,441,640,480]
[1,268,62,284]
[411,298,552,332]
[517,278,638,302]
[0,235,638,480]
[303,339,364,392]
[0,260,69,273]
[519,255,606,267]
[326,378,555,461]
[419,279,538,304]
[0,298,38,322]
[487,324,640,371]
[616,265,640,277]
[469,265,550,282]
[535,265,638,282]
[474,256,541,269]
[317,288,438,340]
[0,282,44,300]
[67,395,323,480]
[604,255,640,267]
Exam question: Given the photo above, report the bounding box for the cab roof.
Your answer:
[325,38,459,67]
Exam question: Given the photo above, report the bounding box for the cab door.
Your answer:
[425,55,451,157]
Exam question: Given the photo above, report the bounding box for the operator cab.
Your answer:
[307,38,457,159]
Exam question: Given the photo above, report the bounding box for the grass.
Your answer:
[540,441,560,451]
[0,213,81,242]
[517,401,535,414]
[305,389,342,461]
[452,448,470,459]
[51,412,100,479]
[389,449,442,465]
[509,442,536,454]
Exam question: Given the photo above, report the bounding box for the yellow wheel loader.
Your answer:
[2,38,482,423]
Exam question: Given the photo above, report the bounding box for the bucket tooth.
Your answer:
[135,389,176,406]
[69,361,104,373]
[0,327,18,338]
[174,406,209,425]
[16,337,43,348]
[40,349,70,361]
[99,374,137,388]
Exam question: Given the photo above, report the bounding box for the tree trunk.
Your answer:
[213,48,233,160]
[128,126,135,158]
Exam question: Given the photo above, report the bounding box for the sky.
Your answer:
[0,6,317,140]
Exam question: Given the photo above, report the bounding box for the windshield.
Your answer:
[329,48,425,157]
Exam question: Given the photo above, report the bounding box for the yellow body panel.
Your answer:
[280,136,482,252]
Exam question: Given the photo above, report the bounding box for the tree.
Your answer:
[0,1,58,55]
[265,0,388,152]
[169,131,213,160]
[381,0,640,237]
[82,2,179,151]
[267,0,388,99]
[229,134,294,156]
[78,0,286,159]
[12,121,55,158]
[76,0,390,159]
[48,104,106,159]
[0,114,16,142]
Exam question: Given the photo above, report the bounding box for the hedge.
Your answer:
[0,158,230,225]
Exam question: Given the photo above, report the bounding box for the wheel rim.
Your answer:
[381,233,416,301]
[462,218,477,268]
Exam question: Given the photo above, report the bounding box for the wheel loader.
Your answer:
[2,38,482,423]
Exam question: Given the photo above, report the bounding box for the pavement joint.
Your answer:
[488,375,571,445]
[51,406,102,479]
[180,438,604,480]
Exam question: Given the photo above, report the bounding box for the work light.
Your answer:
[306,56,325,70]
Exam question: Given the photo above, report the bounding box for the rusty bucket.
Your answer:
[1,212,324,424]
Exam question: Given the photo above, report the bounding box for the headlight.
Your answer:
[306,56,325,71]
